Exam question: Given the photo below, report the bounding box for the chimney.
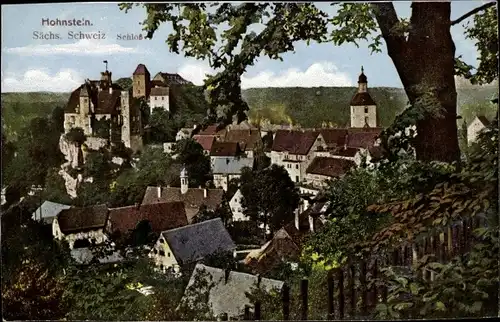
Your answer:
[225,268,230,284]
[157,186,161,198]
[204,189,208,198]
[308,215,314,233]
[295,210,299,230]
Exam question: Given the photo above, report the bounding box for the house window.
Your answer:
[364,107,369,113]
[162,96,165,100]
[159,250,165,256]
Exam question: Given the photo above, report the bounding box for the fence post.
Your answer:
[349,262,356,317]
[327,270,334,319]
[338,268,345,320]
[371,259,378,309]
[244,306,250,321]
[360,260,367,316]
[282,284,290,321]
[254,301,261,321]
[300,279,308,320]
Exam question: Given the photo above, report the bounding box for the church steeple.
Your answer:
[357,66,368,93]
[350,66,377,128]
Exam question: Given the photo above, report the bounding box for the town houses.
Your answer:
[32,63,390,315]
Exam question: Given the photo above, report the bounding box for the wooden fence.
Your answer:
[247,216,484,320]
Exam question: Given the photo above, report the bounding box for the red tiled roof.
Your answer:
[198,125,220,135]
[141,186,224,223]
[272,130,320,155]
[193,135,216,151]
[351,92,376,106]
[150,87,169,96]
[319,129,348,147]
[210,141,240,157]
[477,115,490,126]
[346,131,380,149]
[306,157,355,177]
[223,129,262,151]
[108,202,188,235]
[333,147,359,157]
[133,64,150,75]
[57,204,108,234]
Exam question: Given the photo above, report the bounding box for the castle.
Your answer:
[63,63,192,152]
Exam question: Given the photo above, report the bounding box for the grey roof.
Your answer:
[212,157,254,174]
[31,201,71,224]
[182,263,284,318]
[161,218,235,265]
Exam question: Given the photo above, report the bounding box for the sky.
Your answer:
[0,1,493,92]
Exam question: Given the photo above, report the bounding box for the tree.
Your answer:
[148,107,178,143]
[64,127,86,146]
[115,77,133,91]
[119,2,498,163]
[239,164,300,237]
[174,138,211,187]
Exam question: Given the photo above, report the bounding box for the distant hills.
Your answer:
[2,84,497,139]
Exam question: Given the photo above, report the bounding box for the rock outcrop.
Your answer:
[59,135,82,169]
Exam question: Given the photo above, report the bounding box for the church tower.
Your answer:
[133,63,151,98]
[180,166,189,194]
[350,66,377,128]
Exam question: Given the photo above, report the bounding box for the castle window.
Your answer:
[296,164,299,169]
[159,250,165,256]
[364,107,369,113]
[162,96,164,101]
[155,96,157,100]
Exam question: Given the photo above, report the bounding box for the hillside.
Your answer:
[2,85,497,139]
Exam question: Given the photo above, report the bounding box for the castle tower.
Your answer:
[100,70,112,91]
[120,90,131,148]
[133,63,151,98]
[350,66,377,128]
[180,166,189,194]
[79,84,92,135]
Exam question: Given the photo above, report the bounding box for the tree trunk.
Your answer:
[375,2,460,163]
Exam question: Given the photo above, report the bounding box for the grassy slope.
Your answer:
[2,86,496,139]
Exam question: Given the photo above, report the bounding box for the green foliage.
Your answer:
[1,92,69,140]
[65,127,87,145]
[92,117,111,140]
[1,200,72,320]
[174,138,211,187]
[240,164,300,237]
[147,107,177,143]
[3,116,65,199]
[115,77,133,91]
[176,267,216,320]
[462,6,499,85]
[304,168,392,266]
[42,167,73,205]
[62,263,149,320]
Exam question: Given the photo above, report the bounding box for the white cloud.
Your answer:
[177,61,353,88]
[1,68,83,92]
[5,39,143,56]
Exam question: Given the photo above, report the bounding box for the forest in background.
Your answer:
[2,82,497,140]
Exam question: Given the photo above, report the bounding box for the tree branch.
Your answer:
[451,1,496,26]
[371,2,406,53]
